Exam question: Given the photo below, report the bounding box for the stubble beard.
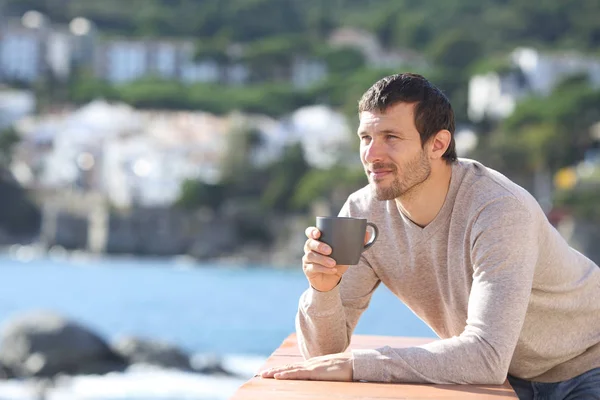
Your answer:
[369,150,431,201]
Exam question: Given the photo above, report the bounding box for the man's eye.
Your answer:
[387,135,398,140]
[360,136,371,142]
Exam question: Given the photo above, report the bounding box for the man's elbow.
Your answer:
[471,370,507,385]
[490,373,508,385]
[464,336,511,385]
[466,357,509,385]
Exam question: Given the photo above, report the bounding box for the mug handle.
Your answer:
[363,222,378,251]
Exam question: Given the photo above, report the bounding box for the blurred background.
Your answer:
[0,0,598,398]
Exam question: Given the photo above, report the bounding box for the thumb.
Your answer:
[336,265,350,275]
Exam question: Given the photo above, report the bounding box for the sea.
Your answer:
[0,249,436,400]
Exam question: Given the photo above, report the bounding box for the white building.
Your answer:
[291,58,328,89]
[288,105,353,169]
[0,22,45,82]
[153,42,179,79]
[95,39,250,85]
[96,40,150,84]
[0,13,98,84]
[14,101,239,208]
[103,135,179,207]
[468,72,527,122]
[512,47,600,96]
[13,100,354,207]
[46,29,73,81]
[0,89,36,129]
[468,47,600,122]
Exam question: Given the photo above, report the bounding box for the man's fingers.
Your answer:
[260,368,277,378]
[304,251,336,268]
[261,364,300,378]
[304,263,338,275]
[261,364,312,380]
[261,354,353,382]
[274,368,311,380]
[305,227,320,239]
[260,368,278,378]
[304,239,331,255]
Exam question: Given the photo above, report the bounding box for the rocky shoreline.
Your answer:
[0,311,239,384]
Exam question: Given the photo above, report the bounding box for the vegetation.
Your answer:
[2,0,599,226]
[4,0,599,51]
[0,127,21,170]
[176,123,366,218]
[0,171,41,239]
[4,0,599,119]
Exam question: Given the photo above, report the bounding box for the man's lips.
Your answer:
[369,170,393,179]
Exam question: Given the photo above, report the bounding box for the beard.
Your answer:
[368,150,431,201]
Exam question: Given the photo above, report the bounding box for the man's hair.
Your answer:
[358,73,457,163]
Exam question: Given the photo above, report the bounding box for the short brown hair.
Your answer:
[358,73,457,162]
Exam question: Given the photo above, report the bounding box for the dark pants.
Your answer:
[508,368,600,400]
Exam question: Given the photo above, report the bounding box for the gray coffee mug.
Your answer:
[316,216,378,265]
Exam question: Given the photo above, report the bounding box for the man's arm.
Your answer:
[296,256,380,358]
[352,197,537,384]
[265,197,539,383]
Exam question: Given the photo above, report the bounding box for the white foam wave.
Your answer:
[221,354,267,377]
[0,354,267,400]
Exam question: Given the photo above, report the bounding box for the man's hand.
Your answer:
[302,227,350,292]
[302,227,373,292]
[260,353,353,381]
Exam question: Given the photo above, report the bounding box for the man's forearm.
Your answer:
[351,332,510,384]
[296,286,351,358]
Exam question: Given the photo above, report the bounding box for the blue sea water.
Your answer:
[0,255,435,357]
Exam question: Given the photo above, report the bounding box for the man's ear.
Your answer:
[429,130,451,160]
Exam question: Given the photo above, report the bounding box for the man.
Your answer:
[260,73,600,399]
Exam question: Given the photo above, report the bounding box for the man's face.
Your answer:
[358,102,431,201]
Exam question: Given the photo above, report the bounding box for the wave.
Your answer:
[0,354,268,400]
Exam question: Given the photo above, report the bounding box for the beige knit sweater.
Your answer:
[296,158,600,384]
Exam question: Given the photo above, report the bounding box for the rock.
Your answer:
[190,354,236,376]
[111,336,193,371]
[0,360,12,379]
[0,311,127,378]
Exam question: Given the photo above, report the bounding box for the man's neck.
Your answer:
[395,162,453,228]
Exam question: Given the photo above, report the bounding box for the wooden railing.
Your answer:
[231,333,518,399]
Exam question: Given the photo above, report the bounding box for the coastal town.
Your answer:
[0,6,599,266]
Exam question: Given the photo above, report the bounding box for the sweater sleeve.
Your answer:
[296,195,381,358]
[296,256,380,359]
[352,197,538,384]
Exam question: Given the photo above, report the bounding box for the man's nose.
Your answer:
[363,140,384,164]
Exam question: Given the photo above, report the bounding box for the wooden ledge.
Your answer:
[231,334,517,399]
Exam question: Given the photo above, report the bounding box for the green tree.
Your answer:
[4,0,600,52]
[554,182,600,222]
[0,173,41,237]
[499,76,600,172]
[117,79,191,109]
[321,46,366,76]
[0,127,21,169]
[261,143,310,211]
[292,165,366,210]
[241,35,313,83]
[221,123,265,194]
[429,29,483,73]
[194,32,233,67]
[176,181,227,212]
[68,71,118,104]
